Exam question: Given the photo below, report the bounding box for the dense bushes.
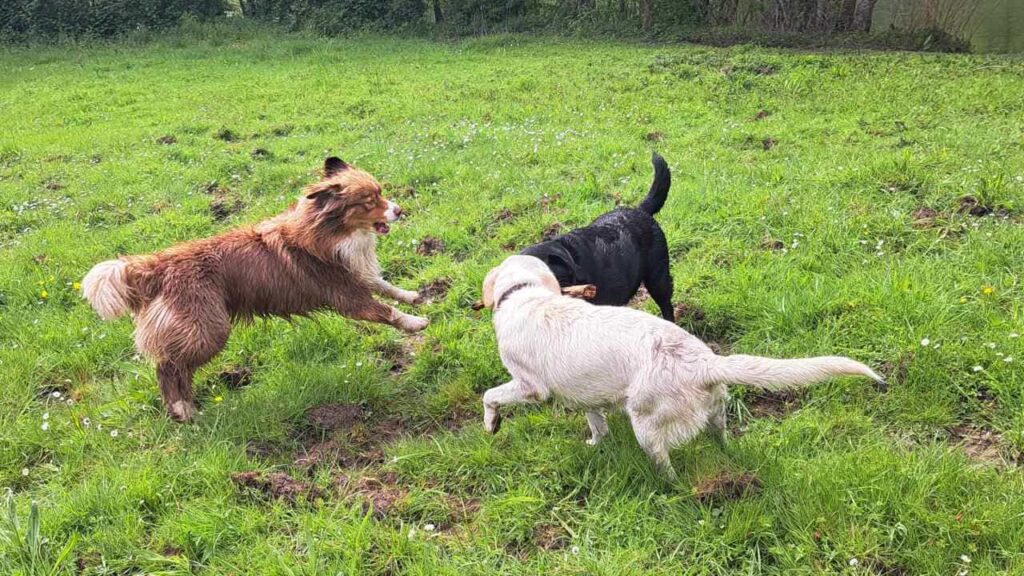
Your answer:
[239,0,427,31]
[0,0,228,39]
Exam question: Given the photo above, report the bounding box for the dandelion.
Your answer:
[982,286,994,295]
[960,297,968,304]
[110,429,119,438]
[920,338,930,347]
[973,366,983,372]
[72,281,81,291]
[40,289,48,299]
[213,395,223,403]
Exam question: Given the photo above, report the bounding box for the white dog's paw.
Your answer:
[400,290,423,305]
[397,313,429,333]
[586,436,602,446]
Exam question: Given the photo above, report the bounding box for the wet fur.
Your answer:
[521,152,675,321]
[81,157,427,422]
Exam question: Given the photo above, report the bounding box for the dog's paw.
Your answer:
[168,400,196,423]
[403,290,424,305]
[398,313,429,333]
[586,436,602,446]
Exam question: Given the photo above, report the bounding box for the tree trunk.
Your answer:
[639,0,652,31]
[433,0,443,23]
[851,0,877,32]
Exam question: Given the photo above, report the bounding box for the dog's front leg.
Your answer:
[585,411,609,446]
[338,296,428,333]
[374,278,421,305]
[482,379,546,434]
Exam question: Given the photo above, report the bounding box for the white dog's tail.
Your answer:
[81,259,132,320]
[705,354,884,391]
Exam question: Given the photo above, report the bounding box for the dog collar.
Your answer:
[495,282,533,310]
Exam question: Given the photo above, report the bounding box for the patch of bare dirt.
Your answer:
[494,208,516,223]
[245,440,280,460]
[743,390,800,419]
[156,135,177,145]
[761,137,777,151]
[533,523,570,551]
[760,235,785,251]
[673,302,706,323]
[251,148,272,159]
[541,222,563,241]
[44,180,64,191]
[306,403,366,431]
[203,182,244,221]
[645,131,665,142]
[864,558,910,576]
[417,236,445,256]
[958,195,1012,218]
[231,471,324,504]
[629,285,650,306]
[337,471,408,518]
[910,207,940,228]
[419,278,452,302]
[692,472,761,502]
[949,425,1020,468]
[878,353,913,392]
[217,366,253,390]
[215,127,239,142]
[754,109,771,121]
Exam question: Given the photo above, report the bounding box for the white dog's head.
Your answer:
[481,255,561,310]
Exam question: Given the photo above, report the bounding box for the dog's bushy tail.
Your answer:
[638,152,671,216]
[705,354,884,391]
[81,259,132,320]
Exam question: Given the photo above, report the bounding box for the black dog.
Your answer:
[522,153,674,321]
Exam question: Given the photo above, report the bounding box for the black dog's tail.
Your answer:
[637,152,671,216]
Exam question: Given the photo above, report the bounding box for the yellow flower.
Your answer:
[73,282,81,291]
[959,297,968,304]
[213,395,223,403]
[981,286,995,295]
[40,290,48,299]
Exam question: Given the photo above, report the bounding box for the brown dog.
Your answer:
[81,157,427,421]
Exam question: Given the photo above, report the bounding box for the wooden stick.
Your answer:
[472,284,597,310]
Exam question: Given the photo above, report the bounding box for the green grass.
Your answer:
[2,24,1024,575]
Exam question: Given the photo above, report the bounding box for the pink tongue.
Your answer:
[374,222,390,234]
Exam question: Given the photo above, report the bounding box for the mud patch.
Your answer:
[878,353,913,392]
[541,222,563,241]
[419,277,452,302]
[251,148,272,159]
[231,471,324,504]
[533,523,570,551]
[761,137,777,151]
[629,285,650,306]
[645,131,665,143]
[692,472,761,502]
[204,181,244,221]
[156,135,177,145]
[215,127,239,142]
[673,302,706,323]
[910,207,940,228]
[245,440,281,460]
[417,236,445,256]
[377,336,423,374]
[217,366,253,390]
[760,235,785,251]
[753,109,771,121]
[494,208,516,223]
[44,180,64,191]
[270,124,294,137]
[949,424,1020,468]
[958,195,1011,218]
[743,390,800,419]
[306,403,366,431]
[338,472,408,518]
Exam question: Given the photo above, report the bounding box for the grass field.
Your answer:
[2,24,1024,575]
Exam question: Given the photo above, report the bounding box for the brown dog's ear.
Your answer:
[304,181,340,201]
[481,266,500,309]
[324,157,350,178]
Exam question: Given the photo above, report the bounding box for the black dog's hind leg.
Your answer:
[644,228,674,322]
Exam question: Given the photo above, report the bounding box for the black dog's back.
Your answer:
[522,153,675,321]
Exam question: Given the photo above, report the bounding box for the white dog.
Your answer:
[480,255,884,481]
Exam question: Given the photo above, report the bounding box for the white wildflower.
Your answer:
[973,366,983,372]
[960,555,971,564]
[570,546,580,555]
[42,412,49,420]
[21,468,29,476]
[110,429,119,438]
[920,338,930,347]
[424,523,435,532]
[848,558,859,567]
[41,422,49,431]
[1004,356,1013,363]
